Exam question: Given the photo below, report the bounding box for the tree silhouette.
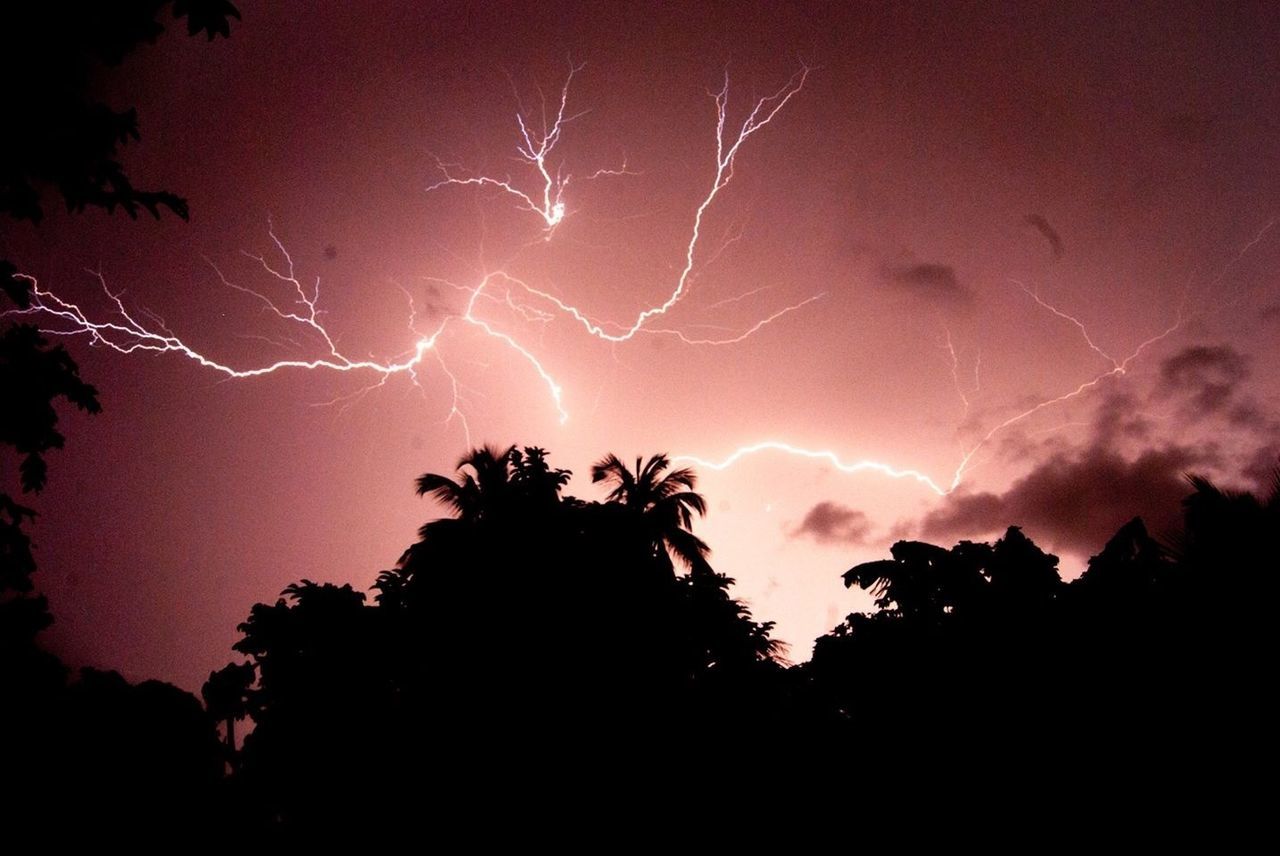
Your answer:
[213,446,805,830]
[1073,516,1172,604]
[201,661,255,766]
[844,538,982,619]
[0,281,103,704]
[1,2,240,224]
[592,453,711,574]
[230,580,401,829]
[1171,466,1278,759]
[56,668,224,832]
[842,526,1060,621]
[805,460,1280,780]
[2,0,239,698]
[808,525,1073,760]
[0,283,102,688]
[414,443,517,523]
[2,9,241,833]
[1178,468,1280,587]
[0,317,102,493]
[43,440,1266,829]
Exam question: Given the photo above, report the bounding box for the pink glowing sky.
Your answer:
[7,1,1279,691]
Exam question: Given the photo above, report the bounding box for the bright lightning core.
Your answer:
[427,62,597,231]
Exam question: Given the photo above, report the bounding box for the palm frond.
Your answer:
[637,453,671,491]
[592,452,638,505]
[590,452,625,483]
[1183,472,1233,502]
[670,490,707,517]
[665,525,711,568]
[415,472,469,516]
[656,466,698,497]
[842,559,899,593]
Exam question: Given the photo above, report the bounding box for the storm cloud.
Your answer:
[789,501,873,545]
[882,263,973,308]
[1156,344,1249,417]
[917,444,1204,555]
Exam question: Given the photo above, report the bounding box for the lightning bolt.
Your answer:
[677,302,1178,498]
[945,304,1187,490]
[8,253,570,431]
[684,219,1275,497]
[516,64,812,342]
[19,57,1254,509]
[643,293,826,345]
[1011,280,1117,368]
[9,267,437,380]
[675,442,949,496]
[941,328,977,417]
[6,65,819,436]
[426,62,631,232]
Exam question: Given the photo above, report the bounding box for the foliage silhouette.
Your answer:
[201,660,255,765]
[414,443,519,522]
[229,580,403,829]
[1,1,240,224]
[804,463,1280,777]
[1,3,238,834]
[0,320,102,493]
[0,279,102,681]
[1178,468,1280,585]
[6,426,1277,829]
[203,448,1280,828]
[53,668,224,833]
[218,446,787,829]
[1,0,239,625]
[592,452,712,574]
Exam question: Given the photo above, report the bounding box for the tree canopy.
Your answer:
[2,4,240,840]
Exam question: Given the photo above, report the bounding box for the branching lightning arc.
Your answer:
[7,65,820,448]
[680,219,1276,496]
[426,62,631,233]
[6,60,1274,504]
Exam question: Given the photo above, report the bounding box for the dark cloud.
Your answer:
[1023,214,1063,259]
[790,501,873,545]
[882,263,973,308]
[917,444,1205,555]
[1091,391,1154,445]
[1228,401,1277,431]
[1156,344,1249,416]
[913,347,1279,555]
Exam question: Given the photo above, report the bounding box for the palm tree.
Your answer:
[415,444,516,525]
[1177,467,1280,587]
[402,445,570,582]
[591,453,711,573]
[843,539,982,619]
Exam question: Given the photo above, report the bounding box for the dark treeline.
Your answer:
[3,442,1276,833]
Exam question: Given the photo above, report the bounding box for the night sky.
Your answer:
[7,1,1279,692]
